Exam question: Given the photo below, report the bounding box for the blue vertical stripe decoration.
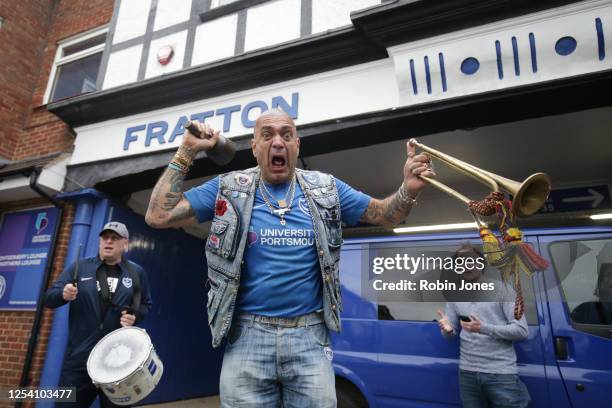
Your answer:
[512,36,520,76]
[148,359,157,376]
[409,59,418,95]
[424,56,432,94]
[596,18,605,61]
[439,53,447,92]
[529,33,538,73]
[495,40,504,79]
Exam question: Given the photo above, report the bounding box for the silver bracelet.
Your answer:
[398,183,418,206]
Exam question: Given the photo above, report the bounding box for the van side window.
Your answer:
[549,239,612,327]
[372,243,539,325]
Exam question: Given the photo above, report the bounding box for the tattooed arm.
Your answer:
[145,122,219,229]
[359,141,436,228]
[145,152,197,228]
[360,188,416,229]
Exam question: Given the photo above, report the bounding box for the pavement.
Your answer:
[141,396,220,408]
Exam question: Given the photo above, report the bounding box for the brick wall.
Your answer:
[0,0,115,161]
[14,0,115,161]
[0,0,55,159]
[0,200,74,406]
[0,0,114,400]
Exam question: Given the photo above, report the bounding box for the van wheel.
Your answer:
[336,382,368,408]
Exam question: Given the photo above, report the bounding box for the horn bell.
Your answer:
[511,172,552,217]
[466,166,552,217]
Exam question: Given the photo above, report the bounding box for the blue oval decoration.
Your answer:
[555,36,577,56]
[460,57,480,75]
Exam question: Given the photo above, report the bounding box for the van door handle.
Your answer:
[554,337,569,360]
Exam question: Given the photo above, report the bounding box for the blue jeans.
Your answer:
[459,370,530,408]
[219,312,336,407]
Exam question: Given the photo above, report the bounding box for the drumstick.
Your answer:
[72,244,83,287]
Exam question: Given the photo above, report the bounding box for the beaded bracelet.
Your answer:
[168,161,188,174]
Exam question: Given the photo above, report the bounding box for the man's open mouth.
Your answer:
[270,154,287,170]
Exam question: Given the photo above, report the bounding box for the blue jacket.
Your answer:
[44,256,153,371]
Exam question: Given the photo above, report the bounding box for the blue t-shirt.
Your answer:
[184,174,370,317]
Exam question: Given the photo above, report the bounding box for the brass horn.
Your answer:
[409,139,551,217]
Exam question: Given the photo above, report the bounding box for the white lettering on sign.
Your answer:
[0,252,48,267]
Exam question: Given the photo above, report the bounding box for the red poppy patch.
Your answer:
[215,199,228,216]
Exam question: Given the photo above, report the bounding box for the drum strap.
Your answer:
[96,266,112,318]
[125,262,142,317]
[96,262,142,322]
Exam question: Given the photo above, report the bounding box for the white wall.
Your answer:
[102,0,384,89]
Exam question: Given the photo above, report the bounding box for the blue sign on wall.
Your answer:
[0,207,59,310]
[537,185,612,214]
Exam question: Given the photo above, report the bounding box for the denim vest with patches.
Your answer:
[205,166,343,347]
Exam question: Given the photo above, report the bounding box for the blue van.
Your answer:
[332,226,612,408]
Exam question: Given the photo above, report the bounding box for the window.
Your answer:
[549,239,612,328]
[44,27,107,104]
[200,0,269,23]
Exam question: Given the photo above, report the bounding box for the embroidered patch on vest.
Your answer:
[234,173,252,187]
[212,222,227,234]
[208,235,221,249]
[215,199,228,216]
[122,277,133,288]
[303,173,320,185]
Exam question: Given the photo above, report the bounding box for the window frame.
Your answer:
[548,237,612,338]
[43,25,108,104]
[199,0,269,23]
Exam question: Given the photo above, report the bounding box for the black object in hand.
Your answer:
[184,121,235,165]
[122,306,135,315]
[185,121,207,138]
[459,315,472,322]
